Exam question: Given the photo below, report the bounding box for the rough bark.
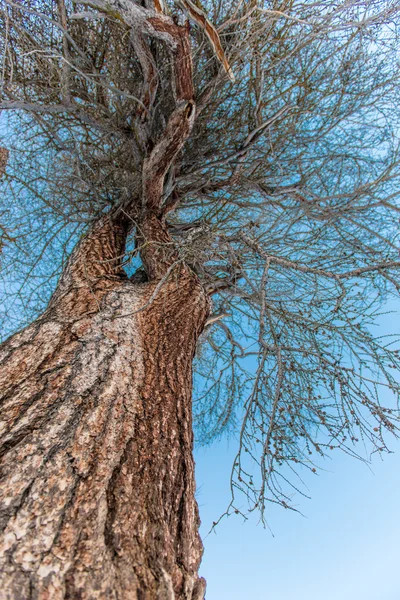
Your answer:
[0,213,209,599]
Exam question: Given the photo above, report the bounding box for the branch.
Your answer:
[79,0,179,46]
[82,0,234,85]
[84,0,194,103]
[204,312,230,327]
[130,26,158,123]
[57,0,71,103]
[143,101,195,211]
[176,0,235,82]
[0,101,143,138]
[0,147,8,177]
[139,101,196,279]
[238,232,400,281]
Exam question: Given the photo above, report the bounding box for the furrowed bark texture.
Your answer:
[0,215,209,599]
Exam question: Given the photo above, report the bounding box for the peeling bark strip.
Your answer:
[147,17,194,101]
[0,215,210,599]
[176,0,235,82]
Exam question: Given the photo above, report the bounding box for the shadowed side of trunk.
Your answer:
[0,215,209,599]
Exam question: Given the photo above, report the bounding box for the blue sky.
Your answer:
[195,306,400,600]
[196,435,400,600]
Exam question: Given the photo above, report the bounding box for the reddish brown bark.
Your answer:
[0,213,210,599]
[147,17,194,101]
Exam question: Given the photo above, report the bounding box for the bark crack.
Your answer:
[104,436,134,561]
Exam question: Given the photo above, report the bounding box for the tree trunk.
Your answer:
[0,215,209,599]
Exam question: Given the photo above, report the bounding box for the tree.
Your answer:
[1,0,400,597]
